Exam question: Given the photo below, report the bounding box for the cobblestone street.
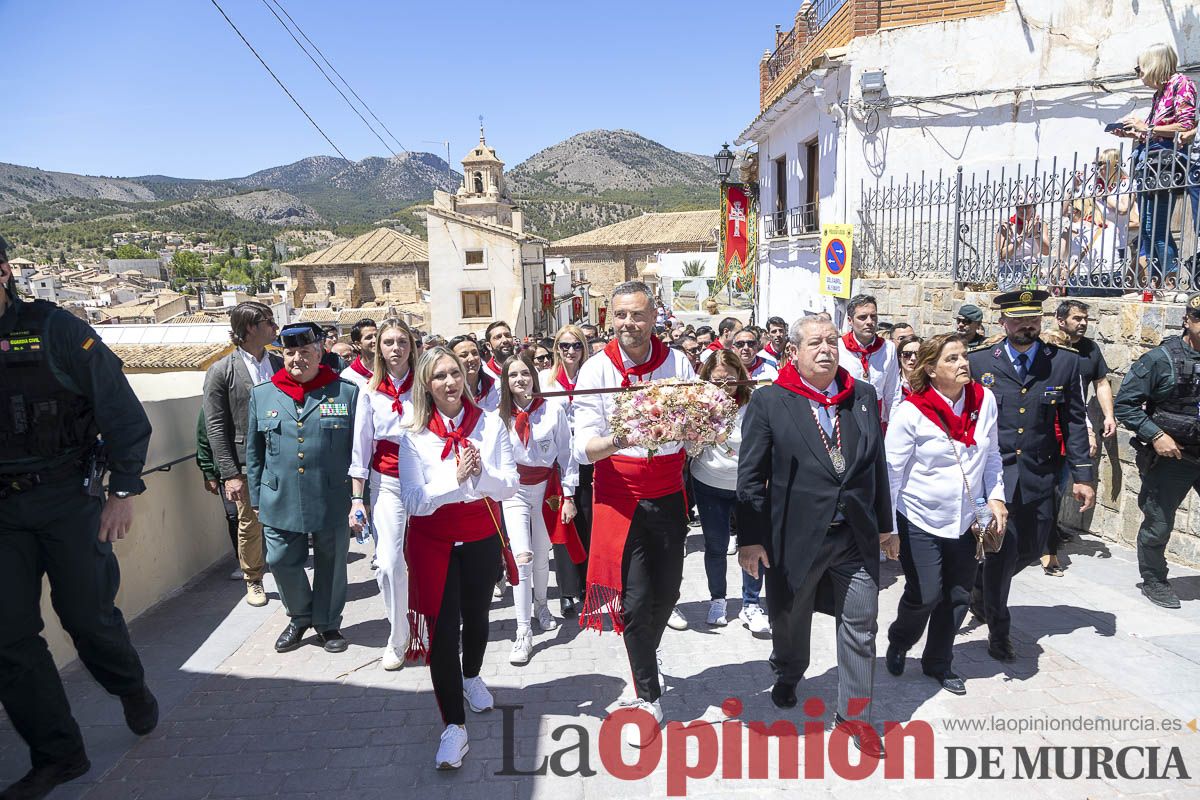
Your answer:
[4,526,1200,799]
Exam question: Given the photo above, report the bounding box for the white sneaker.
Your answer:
[493,580,504,599]
[509,629,533,665]
[463,676,494,713]
[667,606,687,631]
[707,599,728,627]
[381,647,405,671]
[533,602,559,632]
[229,568,244,580]
[727,536,738,555]
[739,604,771,636]
[435,724,468,769]
[616,698,663,748]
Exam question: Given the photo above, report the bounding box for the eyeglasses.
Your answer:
[683,347,701,355]
[533,354,552,364]
[733,341,758,349]
[557,342,584,352]
[900,351,919,360]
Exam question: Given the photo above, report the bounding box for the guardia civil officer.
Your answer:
[0,237,158,800]
[965,289,1095,661]
[246,322,360,653]
[1113,293,1200,609]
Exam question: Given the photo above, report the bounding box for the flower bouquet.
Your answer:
[610,379,737,457]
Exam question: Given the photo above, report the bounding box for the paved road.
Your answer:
[3,528,1200,799]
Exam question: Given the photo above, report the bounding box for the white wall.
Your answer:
[427,211,528,337]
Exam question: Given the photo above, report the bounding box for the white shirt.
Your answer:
[746,358,778,383]
[470,372,500,413]
[340,360,372,390]
[396,407,519,519]
[239,347,274,384]
[757,348,781,368]
[348,369,414,480]
[885,387,1005,538]
[573,343,696,464]
[689,404,746,491]
[838,335,902,424]
[538,366,579,428]
[506,399,579,495]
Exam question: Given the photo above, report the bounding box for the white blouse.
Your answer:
[505,400,579,495]
[348,373,413,480]
[396,407,519,519]
[689,404,746,492]
[884,387,1006,539]
[470,373,500,413]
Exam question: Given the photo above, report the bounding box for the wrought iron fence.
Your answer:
[858,139,1200,296]
[764,202,820,239]
[765,210,789,239]
[806,0,848,32]
[766,28,795,83]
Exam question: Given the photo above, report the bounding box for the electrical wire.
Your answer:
[208,0,350,161]
[264,0,409,154]
[259,0,400,158]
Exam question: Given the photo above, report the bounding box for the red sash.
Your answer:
[581,451,686,634]
[516,464,587,564]
[405,498,501,663]
[370,441,400,477]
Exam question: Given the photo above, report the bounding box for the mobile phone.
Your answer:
[1104,122,1129,133]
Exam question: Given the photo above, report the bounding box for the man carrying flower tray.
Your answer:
[572,280,697,749]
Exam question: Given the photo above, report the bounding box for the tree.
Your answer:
[242,244,251,260]
[114,244,154,260]
[168,250,206,291]
[682,258,706,277]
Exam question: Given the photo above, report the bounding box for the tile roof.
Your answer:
[550,210,720,250]
[109,342,233,371]
[164,313,229,324]
[423,205,548,244]
[283,227,428,268]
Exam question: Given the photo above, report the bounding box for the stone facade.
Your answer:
[860,276,1200,569]
[289,264,425,310]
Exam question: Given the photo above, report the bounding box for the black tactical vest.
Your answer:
[1148,335,1200,446]
[0,299,99,466]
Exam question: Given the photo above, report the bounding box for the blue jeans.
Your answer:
[693,478,762,605]
[1139,190,1181,283]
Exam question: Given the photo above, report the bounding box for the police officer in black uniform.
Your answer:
[966,289,1095,661]
[1114,292,1200,610]
[0,238,158,800]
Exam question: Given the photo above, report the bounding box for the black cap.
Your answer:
[957,303,984,322]
[279,322,323,348]
[994,289,1051,318]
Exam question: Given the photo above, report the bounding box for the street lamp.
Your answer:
[713,143,735,183]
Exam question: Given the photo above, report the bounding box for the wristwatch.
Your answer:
[111,490,141,499]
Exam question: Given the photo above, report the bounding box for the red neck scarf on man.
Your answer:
[428,403,484,460]
[485,356,503,376]
[841,331,884,377]
[604,336,670,388]
[349,356,372,380]
[705,341,724,352]
[271,365,340,403]
[764,341,782,359]
[905,381,985,446]
[377,367,413,417]
[472,371,495,404]
[513,397,545,445]
[774,363,856,407]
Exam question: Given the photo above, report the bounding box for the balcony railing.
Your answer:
[765,210,789,239]
[765,202,821,239]
[765,28,795,83]
[807,0,849,32]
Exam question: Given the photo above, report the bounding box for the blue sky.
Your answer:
[2,0,792,179]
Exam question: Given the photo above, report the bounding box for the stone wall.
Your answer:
[859,277,1200,569]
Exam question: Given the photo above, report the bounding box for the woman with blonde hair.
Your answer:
[396,346,518,769]
[349,318,416,671]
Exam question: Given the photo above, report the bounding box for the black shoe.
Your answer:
[924,669,967,695]
[316,629,348,653]
[274,622,309,653]
[987,638,1016,662]
[120,684,159,736]
[770,681,797,709]
[833,714,886,759]
[1,752,90,800]
[1140,580,1182,609]
[885,644,906,676]
[559,596,578,618]
[1058,529,1076,544]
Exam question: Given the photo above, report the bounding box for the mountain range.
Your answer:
[0,130,719,254]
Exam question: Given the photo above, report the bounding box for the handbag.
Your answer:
[933,419,1004,560]
[485,497,520,586]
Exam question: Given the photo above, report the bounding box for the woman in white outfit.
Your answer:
[349,318,416,671]
[499,355,579,664]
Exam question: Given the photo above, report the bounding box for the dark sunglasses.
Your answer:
[732,340,759,349]
[533,354,552,362]
[1134,64,1143,77]
[557,342,585,352]
[683,347,701,355]
[955,317,973,324]
[900,351,919,359]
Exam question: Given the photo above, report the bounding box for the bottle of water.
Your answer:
[354,510,370,545]
[974,497,992,529]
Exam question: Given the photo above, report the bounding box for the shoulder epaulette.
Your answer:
[967,343,991,353]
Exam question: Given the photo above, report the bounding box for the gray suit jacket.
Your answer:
[202,349,283,480]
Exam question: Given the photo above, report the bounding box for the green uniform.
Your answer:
[0,295,152,769]
[245,375,359,633]
[1115,334,1200,584]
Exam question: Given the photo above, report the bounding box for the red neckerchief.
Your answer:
[485,357,503,376]
[349,356,372,380]
[554,368,577,403]
[428,403,484,461]
[377,367,413,417]
[604,337,670,388]
[748,356,765,374]
[774,363,856,407]
[764,342,782,359]
[472,371,494,404]
[513,397,545,445]
[705,341,724,352]
[905,381,985,446]
[270,365,339,403]
[841,331,885,377]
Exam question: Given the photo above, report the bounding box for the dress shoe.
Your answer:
[987,638,1016,662]
[885,643,906,676]
[833,714,886,759]
[316,629,348,653]
[1140,580,1182,609]
[1,751,90,800]
[559,596,578,618]
[274,622,309,653]
[924,669,967,695]
[120,684,159,736]
[770,681,797,709]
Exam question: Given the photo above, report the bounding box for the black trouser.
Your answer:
[0,476,146,768]
[888,514,978,675]
[1135,455,1200,583]
[620,491,687,702]
[554,463,593,599]
[976,487,1055,643]
[218,483,239,557]
[431,535,501,726]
